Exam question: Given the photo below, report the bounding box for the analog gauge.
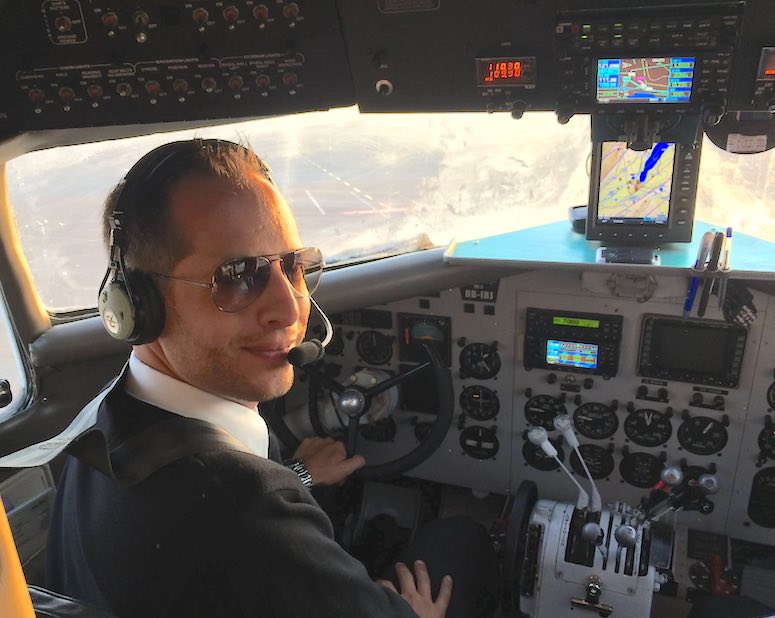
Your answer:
[459,426,499,459]
[758,425,775,460]
[624,409,673,447]
[677,416,728,455]
[459,343,501,380]
[570,444,615,479]
[620,451,662,488]
[326,328,344,356]
[768,382,775,409]
[748,467,775,528]
[524,395,567,430]
[355,330,393,365]
[523,440,564,471]
[573,402,619,439]
[460,385,500,421]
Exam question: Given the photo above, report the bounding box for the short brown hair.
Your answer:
[101,138,274,274]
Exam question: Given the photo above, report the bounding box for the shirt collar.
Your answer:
[124,353,268,458]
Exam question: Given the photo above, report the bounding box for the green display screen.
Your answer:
[553,317,600,328]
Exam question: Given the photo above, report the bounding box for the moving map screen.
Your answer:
[596,57,694,104]
[596,142,675,226]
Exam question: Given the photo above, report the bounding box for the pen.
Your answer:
[718,227,733,309]
[683,277,700,318]
[684,231,716,318]
[697,231,725,318]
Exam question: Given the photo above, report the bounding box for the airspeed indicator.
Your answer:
[460,343,501,380]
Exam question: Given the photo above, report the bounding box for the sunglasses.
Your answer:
[153,247,323,312]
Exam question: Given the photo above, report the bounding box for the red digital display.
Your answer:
[484,61,522,82]
[475,57,536,88]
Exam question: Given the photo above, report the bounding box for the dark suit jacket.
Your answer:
[45,384,416,618]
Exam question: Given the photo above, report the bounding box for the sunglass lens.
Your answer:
[213,257,270,312]
[286,248,323,296]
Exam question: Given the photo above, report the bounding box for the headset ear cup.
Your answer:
[123,271,165,345]
[98,280,137,341]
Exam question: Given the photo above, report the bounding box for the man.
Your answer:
[45,139,483,617]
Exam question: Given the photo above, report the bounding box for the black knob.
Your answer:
[510,101,527,120]
[457,337,467,348]
[637,385,648,398]
[574,394,582,406]
[682,409,691,420]
[524,388,533,398]
[666,406,674,418]
[559,392,567,404]
[691,393,703,405]
[698,499,714,515]
[721,414,729,427]
[583,378,594,390]
[658,388,668,401]
[626,401,635,413]
[610,399,619,411]
[547,373,557,384]
[713,395,725,410]
[0,379,11,408]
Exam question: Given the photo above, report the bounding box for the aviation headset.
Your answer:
[97,139,274,345]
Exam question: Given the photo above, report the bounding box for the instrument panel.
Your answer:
[291,268,775,545]
[2,0,775,140]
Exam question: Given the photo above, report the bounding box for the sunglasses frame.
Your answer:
[152,247,323,312]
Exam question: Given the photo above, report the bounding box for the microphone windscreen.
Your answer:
[287,340,323,367]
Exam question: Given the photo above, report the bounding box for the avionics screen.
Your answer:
[596,141,675,226]
[651,324,732,376]
[596,57,694,103]
[546,340,599,369]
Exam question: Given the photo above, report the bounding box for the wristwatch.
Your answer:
[284,458,314,489]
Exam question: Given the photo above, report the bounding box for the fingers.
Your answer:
[435,575,453,610]
[413,560,431,597]
[341,454,366,476]
[394,562,415,594]
[376,579,397,594]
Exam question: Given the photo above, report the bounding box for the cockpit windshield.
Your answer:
[6,106,775,312]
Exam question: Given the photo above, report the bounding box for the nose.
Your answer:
[253,260,306,329]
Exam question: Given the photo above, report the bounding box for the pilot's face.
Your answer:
[154,173,310,406]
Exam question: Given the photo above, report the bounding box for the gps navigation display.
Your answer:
[596,57,695,104]
[596,142,675,226]
[546,340,599,370]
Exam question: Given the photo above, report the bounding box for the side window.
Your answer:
[0,294,27,420]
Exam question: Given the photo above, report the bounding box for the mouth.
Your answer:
[241,343,295,361]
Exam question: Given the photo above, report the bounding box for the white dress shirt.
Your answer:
[124,353,269,458]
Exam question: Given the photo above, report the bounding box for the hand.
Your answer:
[377,561,452,618]
[293,437,365,487]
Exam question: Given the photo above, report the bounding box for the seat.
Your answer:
[27,587,116,618]
[2,497,117,618]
